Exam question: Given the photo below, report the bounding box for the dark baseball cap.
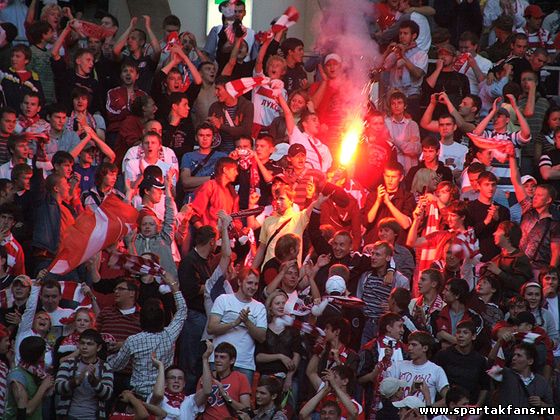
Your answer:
[496,108,511,118]
[288,143,306,157]
[493,16,513,32]
[272,173,291,185]
[513,311,536,326]
[139,175,165,190]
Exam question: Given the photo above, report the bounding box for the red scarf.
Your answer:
[19,361,48,379]
[238,155,260,191]
[326,344,349,369]
[164,389,187,408]
[17,114,39,129]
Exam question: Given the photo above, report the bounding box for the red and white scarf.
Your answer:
[225,77,284,98]
[164,390,187,409]
[19,361,49,379]
[237,155,260,191]
[376,335,406,362]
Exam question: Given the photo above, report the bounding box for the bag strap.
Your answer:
[306,136,323,170]
[530,218,552,262]
[191,149,217,177]
[224,107,236,127]
[266,218,293,250]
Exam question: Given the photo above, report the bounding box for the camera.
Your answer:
[236,148,250,158]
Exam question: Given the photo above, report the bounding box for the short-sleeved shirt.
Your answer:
[439,141,468,172]
[4,367,40,420]
[539,149,560,195]
[252,71,286,127]
[519,197,560,269]
[283,167,325,209]
[180,151,227,177]
[289,126,332,172]
[209,294,267,370]
[258,207,310,266]
[481,129,531,192]
[122,54,157,93]
[386,47,428,96]
[283,63,307,94]
[385,360,449,404]
[73,164,97,192]
[199,371,251,420]
[149,392,204,420]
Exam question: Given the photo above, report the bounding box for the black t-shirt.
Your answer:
[283,63,307,95]
[236,159,283,209]
[161,118,196,159]
[178,249,212,313]
[508,56,532,86]
[51,58,102,114]
[424,71,471,119]
[122,54,157,93]
[467,199,510,262]
[433,346,490,403]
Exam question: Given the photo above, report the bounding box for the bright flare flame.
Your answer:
[338,120,363,167]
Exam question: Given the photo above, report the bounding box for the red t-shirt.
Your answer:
[198,371,251,420]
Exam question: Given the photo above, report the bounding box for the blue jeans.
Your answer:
[361,317,378,347]
[234,366,254,386]
[179,309,207,394]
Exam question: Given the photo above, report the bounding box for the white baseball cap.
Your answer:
[379,378,408,398]
[325,275,346,294]
[520,175,537,184]
[324,53,342,64]
[393,396,426,409]
[270,143,289,161]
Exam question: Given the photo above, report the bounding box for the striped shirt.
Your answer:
[97,305,142,343]
[55,358,114,418]
[0,136,8,165]
[357,270,409,320]
[482,129,531,192]
[0,359,7,417]
[284,167,325,209]
[97,304,141,375]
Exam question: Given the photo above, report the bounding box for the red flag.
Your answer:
[75,20,117,40]
[49,195,138,275]
[466,132,513,162]
[272,6,300,33]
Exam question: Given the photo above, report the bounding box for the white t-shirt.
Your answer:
[439,141,468,171]
[410,12,431,52]
[148,392,204,420]
[252,71,287,127]
[385,360,449,404]
[209,294,267,370]
[289,126,333,172]
[122,145,178,173]
[124,158,176,185]
[459,54,493,95]
[48,307,75,337]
